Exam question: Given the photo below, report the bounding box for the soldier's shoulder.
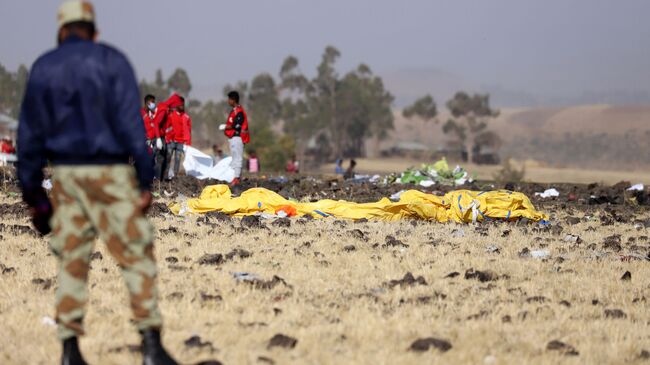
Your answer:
[97,42,129,61]
[31,47,62,71]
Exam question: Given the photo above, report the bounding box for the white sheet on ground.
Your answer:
[183,146,235,182]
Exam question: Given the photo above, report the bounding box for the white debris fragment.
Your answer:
[530,250,550,259]
[41,179,52,190]
[41,316,56,327]
[390,190,407,201]
[627,183,644,192]
[535,188,560,199]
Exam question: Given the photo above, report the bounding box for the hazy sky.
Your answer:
[1,0,649,106]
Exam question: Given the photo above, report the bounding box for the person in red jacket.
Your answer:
[0,136,16,154]
[164,96,191,179]
[140,94,166,179]
[222,91,249,186]
[150,93,183,180]
[140,94,159,142]
[182,105,192,146]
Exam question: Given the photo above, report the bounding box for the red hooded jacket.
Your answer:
[165,110,192,145]
[151,93,184,141]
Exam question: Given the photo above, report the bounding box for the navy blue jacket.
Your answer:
[17,35,153,193]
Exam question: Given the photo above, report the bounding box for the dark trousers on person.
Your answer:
[147,140,166,181]
[154,145,166,181]
[166,142,184,179]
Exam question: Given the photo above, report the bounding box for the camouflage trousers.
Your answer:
[49,165,162,340]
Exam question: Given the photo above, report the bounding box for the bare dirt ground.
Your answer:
[1,176,650,364]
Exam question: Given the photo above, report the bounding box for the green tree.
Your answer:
[139,69,170,102]
[336,64,394,156]
[278,50,394,161]
[191,100,223,147]
[313,46,342,158]
[167,67,192,96]
[403,94,437,121]
[0,62,29,119]
[444,92,499,164]
[248,73,281,129]
[278,56,316,161]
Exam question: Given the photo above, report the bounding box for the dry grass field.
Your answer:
[2,191,650,365]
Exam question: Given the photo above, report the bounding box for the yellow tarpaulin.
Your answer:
[170,185,548,223]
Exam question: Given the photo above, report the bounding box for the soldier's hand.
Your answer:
[140,191,153,214]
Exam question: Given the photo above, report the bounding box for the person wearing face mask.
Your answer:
[140,94,165,180]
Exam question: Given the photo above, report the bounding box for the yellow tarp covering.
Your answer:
[170,185,548,223]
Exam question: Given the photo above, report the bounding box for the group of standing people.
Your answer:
[140,93,192,181]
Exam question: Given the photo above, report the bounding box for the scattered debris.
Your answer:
[184,335,217,352]
[627,184,644,192]
[268,334,298,349]
[343,245,356,252]
[197,254,224,266]
[231,272,293,290]
[621,271,632,281]
[526,296,548,303]
[41,316,56,327]
[225,248,252,261]
[604,309,627,319]
[444,272,460,279]
[530,250,550,259]
[385,272,427,289]
[199,291,223,303]
[546,340,579,356]
[409,337,453,352]
[464,269,497,282]
[563,234,582,243]
[241,215,265,229]
[271,218,291,228]
[383,235,409,248]
[31,278,53,290]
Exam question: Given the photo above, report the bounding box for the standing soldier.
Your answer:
[223,91,250,186]
[17,1,178,364]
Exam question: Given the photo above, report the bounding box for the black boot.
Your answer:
[141,329,178,365]
[61,337,88,365]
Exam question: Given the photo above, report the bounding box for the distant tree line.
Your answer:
[0,63,29,120]
[0,47,502,171]
[402,92,501,164]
